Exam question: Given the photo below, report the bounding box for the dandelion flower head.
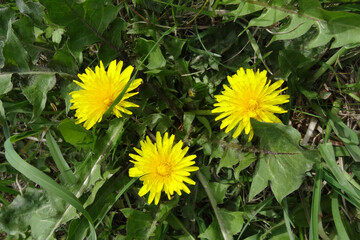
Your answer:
[129,132,199,205]
[212,68,289,141]
[69,60,142,130]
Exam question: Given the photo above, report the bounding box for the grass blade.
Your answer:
[46,131,77,185]
[282,198,295,240]
[196,170,231,240]
[309,164,323,240]
[331,192,350,240]
[4,137,97,240]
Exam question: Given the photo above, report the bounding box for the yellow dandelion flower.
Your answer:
[212,68,290,141]
[129,132,199,205]
[69,60,142,130]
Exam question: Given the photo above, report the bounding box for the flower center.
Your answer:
[156,163,172,177]
[247,99,259,112]
[103,98,113,108]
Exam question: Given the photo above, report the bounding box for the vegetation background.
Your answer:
[0,0,360,239]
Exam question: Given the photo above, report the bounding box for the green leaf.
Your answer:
[248,7,288,27]
[164,36,186,58]
[98,18,127,66]
[2,28,29,71]
[20,74,56,122]
[209,182,230,204]
[4,138,97,240]
[216,148,239,174]
[134,37,166,70]
[58,118,94,149]
[198,209,244,239]
[68,175,134,240]
[16,0,45,27]
[49,43,79,74]
[121,208,153,240]
[0,74,12,95]
[39,0,120,51]
[0,188,60,239]
[46,131,77,185]
[249,120,318,203]
[228,0,360,49]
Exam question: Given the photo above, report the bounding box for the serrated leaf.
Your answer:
[270,15,313,42]
[249,8,288,27]
[39,0,120,51]
[249,120,318,203]
[230,0,360,49]
[134,37,166,70]
[20,74,56,122]
[52,28,65,44]
[0,188,61,239]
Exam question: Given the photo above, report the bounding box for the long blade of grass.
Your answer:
[309,164,323,240]
[237,196,273,240]
[196,171,231,240]
[282,198,295,240]
[4,137,97,240]
[319,143,360,199]
[331,192,350,240]
[46,131,77,185]
[49,118,125,239]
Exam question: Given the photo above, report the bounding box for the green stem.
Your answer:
[196,171,231,240]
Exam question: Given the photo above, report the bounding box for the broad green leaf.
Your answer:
[134,37,166,70]
[164,36,186,58]
[198,209,244,239]
[0,74,12,95]
[0,188,60,239]
[21,74,56,122]
[249,8,288,27]
[2,28,29,71]
[216,148,239,174]
[98,18,128,66]
[0,8,14,40]
[58,118,93,148]
[227,2,263,18]
[227,0,360,49]
[209,182,230,204]
[121,208,153,239]
[16,0,45,27]
[249,120,318,203]
[270,15,313,42]
[39,0,120,51]
[49,43,79,74]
